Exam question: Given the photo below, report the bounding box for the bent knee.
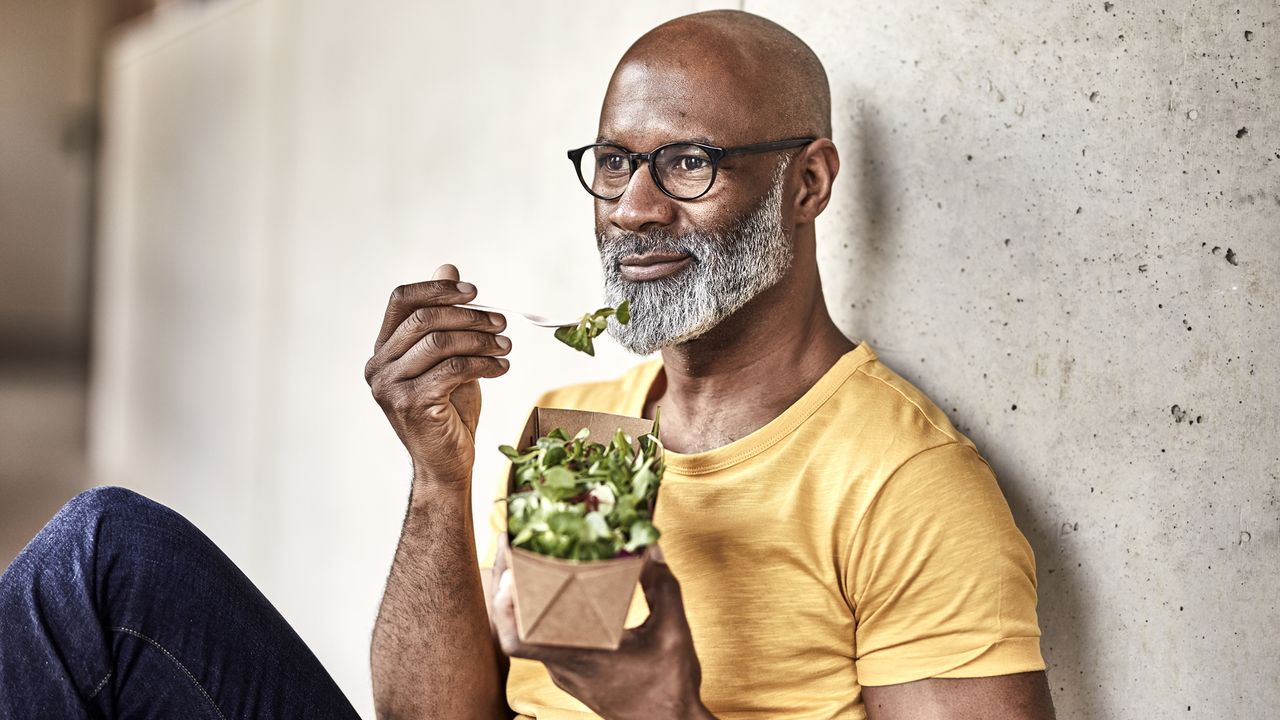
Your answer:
[52,485,185,539]
[2,487,163,595]
[62,485,151,519]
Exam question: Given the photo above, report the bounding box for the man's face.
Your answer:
[594,58,795,355]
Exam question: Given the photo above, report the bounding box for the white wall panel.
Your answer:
[93,1,733,714]
[92,0,278,572]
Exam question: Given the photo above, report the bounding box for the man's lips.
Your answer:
[618,253,693,282]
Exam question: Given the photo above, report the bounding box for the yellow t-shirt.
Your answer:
[483,343,1044,719]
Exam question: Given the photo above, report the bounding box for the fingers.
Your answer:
[398,355,510,404]
[494,569,544,661]
[375,307,507,370]
[638,543,684,621]
[373,277,477,353]
[393,330,510,378]
[432,263,461,282]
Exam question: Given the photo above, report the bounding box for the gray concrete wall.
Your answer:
[748,1,1279,717]
[91,1,1277,718]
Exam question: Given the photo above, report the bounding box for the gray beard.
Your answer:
[597,161,793,356]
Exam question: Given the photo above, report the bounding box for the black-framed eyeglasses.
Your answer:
[567,137,815,201]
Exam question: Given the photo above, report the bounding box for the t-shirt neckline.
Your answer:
[626,342,877,476]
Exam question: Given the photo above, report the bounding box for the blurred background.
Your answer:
[1,0,1276,718]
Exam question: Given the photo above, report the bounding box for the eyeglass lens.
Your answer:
[577,144,715,199]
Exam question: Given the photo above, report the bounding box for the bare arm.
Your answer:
[863,671,1056,720]
[372,480,508,719]
[365,265,512,719]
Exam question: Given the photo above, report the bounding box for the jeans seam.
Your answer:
[110,626,228,720]
[87,670,112,699]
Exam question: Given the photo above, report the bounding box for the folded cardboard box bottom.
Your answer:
[506,407,656,650]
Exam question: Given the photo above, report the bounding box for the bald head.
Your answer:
[589,12,843,358]
[603,10,831,143]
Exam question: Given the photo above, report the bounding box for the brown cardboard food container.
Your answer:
[504,407,658,650]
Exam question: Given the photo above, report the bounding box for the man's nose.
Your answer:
[605,163,676,233]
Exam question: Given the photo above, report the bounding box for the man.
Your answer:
[0,9,1053,720]
[366,9,1054,720]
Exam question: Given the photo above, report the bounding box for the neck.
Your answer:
[643,227,854,453]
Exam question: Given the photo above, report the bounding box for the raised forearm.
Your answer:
[363,269,512,718]
[371,478,506,720]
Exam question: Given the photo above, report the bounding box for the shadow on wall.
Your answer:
[982,449,1099,717]
[843,94,891,317]
[833,92,1104,717]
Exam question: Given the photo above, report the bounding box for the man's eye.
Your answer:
[674,156,708,172]
[599,155,628,172]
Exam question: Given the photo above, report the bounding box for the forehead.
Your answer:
[597,60,763,149]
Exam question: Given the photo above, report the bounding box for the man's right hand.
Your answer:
[364,264,511,485]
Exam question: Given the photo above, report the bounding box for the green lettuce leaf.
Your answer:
[502,416,663,561]
[553,300,631,355]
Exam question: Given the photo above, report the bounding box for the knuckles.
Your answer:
[655,625,686,654]
[441,356,468,376]
[390,280,456,312]
[419,331,444,355]
[368,381,392,410]
[367,373,395,400]
[410,306,437,329]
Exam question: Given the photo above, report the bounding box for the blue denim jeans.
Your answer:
[0,487,360,719]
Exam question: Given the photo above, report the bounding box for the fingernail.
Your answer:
[488,312,505,327]
[496,336,512,350]
[498,569,513,593]
[457,282,476,294]
[497,358,510,370]
[650,544,666,564]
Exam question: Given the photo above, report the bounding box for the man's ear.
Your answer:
[791,139,840,224]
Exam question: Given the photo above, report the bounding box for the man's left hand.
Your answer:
[492,537,715,720]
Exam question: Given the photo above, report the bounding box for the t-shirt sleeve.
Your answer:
[846,442,1045,686]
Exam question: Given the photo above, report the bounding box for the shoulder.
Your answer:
[818,347,975,467]
[534,359,661,415]
[858,354,965,441]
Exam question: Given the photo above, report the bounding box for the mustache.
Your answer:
[597,230,706,266]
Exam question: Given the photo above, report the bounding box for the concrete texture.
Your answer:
[90,0,1277,717]
[748,1,1280,717]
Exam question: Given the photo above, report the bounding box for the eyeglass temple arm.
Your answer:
[721,137,817,157]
